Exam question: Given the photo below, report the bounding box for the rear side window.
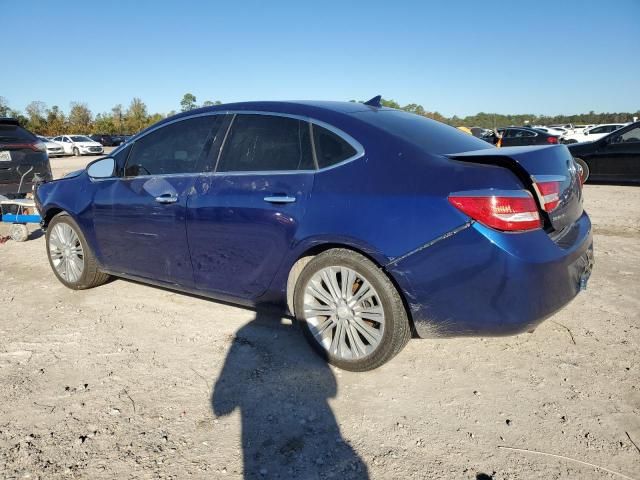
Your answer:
[217,114,314,172]
[0,125,36,143]
[313,124,357,168]
[124,115,223,177]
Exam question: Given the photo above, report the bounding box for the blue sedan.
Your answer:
[35,99,594,371]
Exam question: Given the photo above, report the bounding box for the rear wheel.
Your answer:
[46,213,110,289]
[294,249,410,371]
[574,157,590,183]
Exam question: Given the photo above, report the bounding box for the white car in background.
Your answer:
[36,136,65,157]
[52,135,104,156]
[562,123,626,144]
[534,126,569,137]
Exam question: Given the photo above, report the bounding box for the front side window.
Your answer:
[616,126,640,143]
[589,126,605,134]
[217,114,314,172]
[124,116,222,177]
[313,124,357,168]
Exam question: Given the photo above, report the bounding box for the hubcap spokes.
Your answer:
[303,266,385,360]
[49,223,84,282]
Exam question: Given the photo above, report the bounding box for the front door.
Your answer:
[187,113,316,299]
[92,115,226,285]
[594,125,640,179]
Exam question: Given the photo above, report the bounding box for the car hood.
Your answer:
[75,141,102,147]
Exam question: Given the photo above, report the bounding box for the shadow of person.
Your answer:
[212,310,369,479]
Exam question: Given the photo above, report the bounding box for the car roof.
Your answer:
[0,117,20,126]
[136,100,392,137]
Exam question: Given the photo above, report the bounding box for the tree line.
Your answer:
[0,93,221,136]
[1,94,637,136]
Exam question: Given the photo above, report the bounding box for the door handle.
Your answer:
[264,195,296,204]
[155,194,178,204]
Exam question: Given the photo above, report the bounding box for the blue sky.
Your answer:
[3,0,639,117]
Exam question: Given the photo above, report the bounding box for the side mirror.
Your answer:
[87,157,115,179]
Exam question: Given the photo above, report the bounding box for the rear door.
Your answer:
[92,115,226,285]
[187,113,315,299]
[593,125,640,179]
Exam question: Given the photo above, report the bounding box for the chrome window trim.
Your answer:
[117,109,365,178]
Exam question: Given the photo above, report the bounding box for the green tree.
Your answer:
[112,104,124,133]
[25,101,48,134]
[124,98,149,133]
[93,113,117,134]
[180,93,197,112]
[45,106,66,136]
[0,96,10,117]
[68,102,93,133]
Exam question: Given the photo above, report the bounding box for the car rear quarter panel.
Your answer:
[261,131,528,308]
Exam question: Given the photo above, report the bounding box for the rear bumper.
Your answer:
[387,212,593,338]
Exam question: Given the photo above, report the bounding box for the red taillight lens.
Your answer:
[448,192,541,232]
[0,141,46,152]
[547,136,558,144]
[535,181,561,211]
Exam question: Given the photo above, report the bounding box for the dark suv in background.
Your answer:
[90,134,120,147]
[0,118,52,197]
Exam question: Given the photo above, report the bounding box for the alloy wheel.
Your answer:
[303,266,385,360]
[49,223,85,283]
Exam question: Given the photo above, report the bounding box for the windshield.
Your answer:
[70,135,93,142]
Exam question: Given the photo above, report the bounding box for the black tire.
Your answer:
[293,249,411,371]
[574,157,590,183]
[46,212,110,290]
[73,147,80,157]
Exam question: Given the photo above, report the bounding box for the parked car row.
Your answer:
[27,133,136,159]
[476,122,640,182]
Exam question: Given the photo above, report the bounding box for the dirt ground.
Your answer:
[0,154,638,479]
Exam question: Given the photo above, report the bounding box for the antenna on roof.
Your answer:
[363,95,382,107]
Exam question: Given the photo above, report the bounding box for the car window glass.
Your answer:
[124,116,220,177]
[312,124,357,168]
[617,127,640,143]
[590,127,604,134]
[217,114,314,172]
[0,125,36,142]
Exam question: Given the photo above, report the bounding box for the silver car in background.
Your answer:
[36,136,65,157]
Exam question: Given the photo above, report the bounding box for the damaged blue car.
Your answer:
[35,97,594,371]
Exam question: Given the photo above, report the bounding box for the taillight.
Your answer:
[535,180,561,212]
[547,136,558,144]
[0,141,47,152]
[448,191,541,232]
[33,141,47,152]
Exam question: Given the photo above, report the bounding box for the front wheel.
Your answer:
[72,147,80,157]
[46,213,110,289]
[294,249,411,371]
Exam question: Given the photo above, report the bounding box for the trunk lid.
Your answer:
[448,144,583,232]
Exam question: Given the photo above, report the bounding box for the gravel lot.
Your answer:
[0,154,638,479]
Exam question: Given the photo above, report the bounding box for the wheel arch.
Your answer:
[284,242,417,336]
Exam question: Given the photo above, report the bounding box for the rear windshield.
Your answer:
[0,125,36,143]
[353,110,493,155]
